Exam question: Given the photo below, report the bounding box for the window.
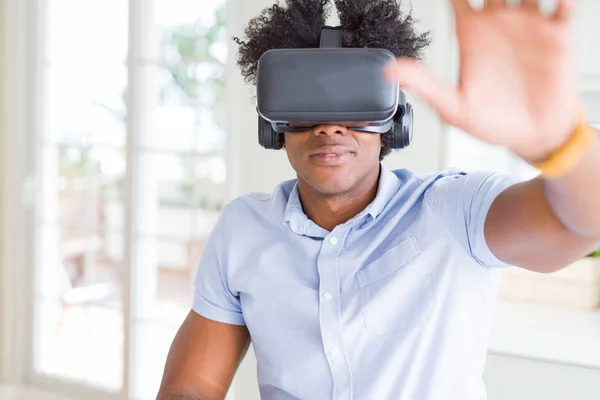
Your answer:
[23,0,228,398]
[35,0,129,391]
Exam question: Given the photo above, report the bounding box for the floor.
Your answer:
[0,386,72,400]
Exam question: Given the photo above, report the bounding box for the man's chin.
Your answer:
[304,175,354,196]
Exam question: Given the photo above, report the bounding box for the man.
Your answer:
[157,0,600,399]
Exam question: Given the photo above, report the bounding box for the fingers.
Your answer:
[480,0,573,22]
[450,0,473,16]
[521,0,539,10]
[554,0,574,22]
[484,0,507,9]
[385,58,465,128]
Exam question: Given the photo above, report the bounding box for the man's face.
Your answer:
[284,124,383,196]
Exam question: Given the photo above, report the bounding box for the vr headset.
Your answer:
[255,26,413,150]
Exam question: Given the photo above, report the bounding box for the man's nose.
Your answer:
[312,124,348,136]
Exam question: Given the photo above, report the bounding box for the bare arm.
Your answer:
[156,310,251,400]
[485,128,600,272]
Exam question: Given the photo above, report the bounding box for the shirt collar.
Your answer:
[363,164,402,220]
[283,182,306,234]
[283,164,401,235]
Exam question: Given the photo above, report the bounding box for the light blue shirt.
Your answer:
[193,166,519,400]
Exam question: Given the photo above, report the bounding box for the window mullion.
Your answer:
[0,0,31,384]
[124,0,158,398]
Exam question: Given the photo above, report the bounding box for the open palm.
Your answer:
[391,0,579,161]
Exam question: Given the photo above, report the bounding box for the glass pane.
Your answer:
[141,0,227,154]
[129,1,227,398]
[134,152,222,240]
[132,237,194,324]
[38,2,128,390]
[46,0,128,146]
[35,301,124,391]
[34,224,124,391]
[45,64,127,147]
[191,155,227,211]
[130,237,197,399]
[131,322,180,400]
[146,101,196,152]
[39,145,126,231]
[47,0,128,65]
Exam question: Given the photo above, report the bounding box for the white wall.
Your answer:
[576,0,600,123]
[484,354,600,400]
[574,0,600,79]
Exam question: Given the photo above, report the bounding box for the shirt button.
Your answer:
[331,347,340,356]
[329,237,338,246]
[323,292,332,301]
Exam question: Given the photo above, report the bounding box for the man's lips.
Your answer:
[308,146,355,166]
[308,145,355,157]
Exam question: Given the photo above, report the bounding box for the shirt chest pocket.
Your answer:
[356,236,433,336]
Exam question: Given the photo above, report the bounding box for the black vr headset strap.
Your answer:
[319,26,342,48]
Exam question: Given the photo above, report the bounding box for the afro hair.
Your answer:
[233,0,431,160]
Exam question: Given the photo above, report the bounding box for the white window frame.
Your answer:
[1,0,120,398]
[1,0,236,399]
[1,0,31,386]
[0,0,59,392]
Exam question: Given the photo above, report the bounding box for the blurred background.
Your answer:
[0,0,599,399]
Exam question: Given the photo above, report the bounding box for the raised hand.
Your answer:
[387,0,580,161]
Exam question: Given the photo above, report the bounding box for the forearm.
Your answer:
[157,390,216,400]
[540,127,600,238]
[157,394,203,400]
[156,383,222,400]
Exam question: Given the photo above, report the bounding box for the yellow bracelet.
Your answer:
[530,113,596,178]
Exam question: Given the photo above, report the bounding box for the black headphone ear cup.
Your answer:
[392,104,413,149]
[258,117,283,150]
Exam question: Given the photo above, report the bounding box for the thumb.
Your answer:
[385,58,464,127]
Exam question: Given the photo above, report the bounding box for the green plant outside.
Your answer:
[588,248,600,258]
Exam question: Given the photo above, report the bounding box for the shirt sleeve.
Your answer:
[192,204,246,325]
[425,170,521,268]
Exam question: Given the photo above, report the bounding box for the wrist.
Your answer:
[526,112,596,178]
[516,116,580,163]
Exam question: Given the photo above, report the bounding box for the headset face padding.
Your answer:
[259,106,413,151]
